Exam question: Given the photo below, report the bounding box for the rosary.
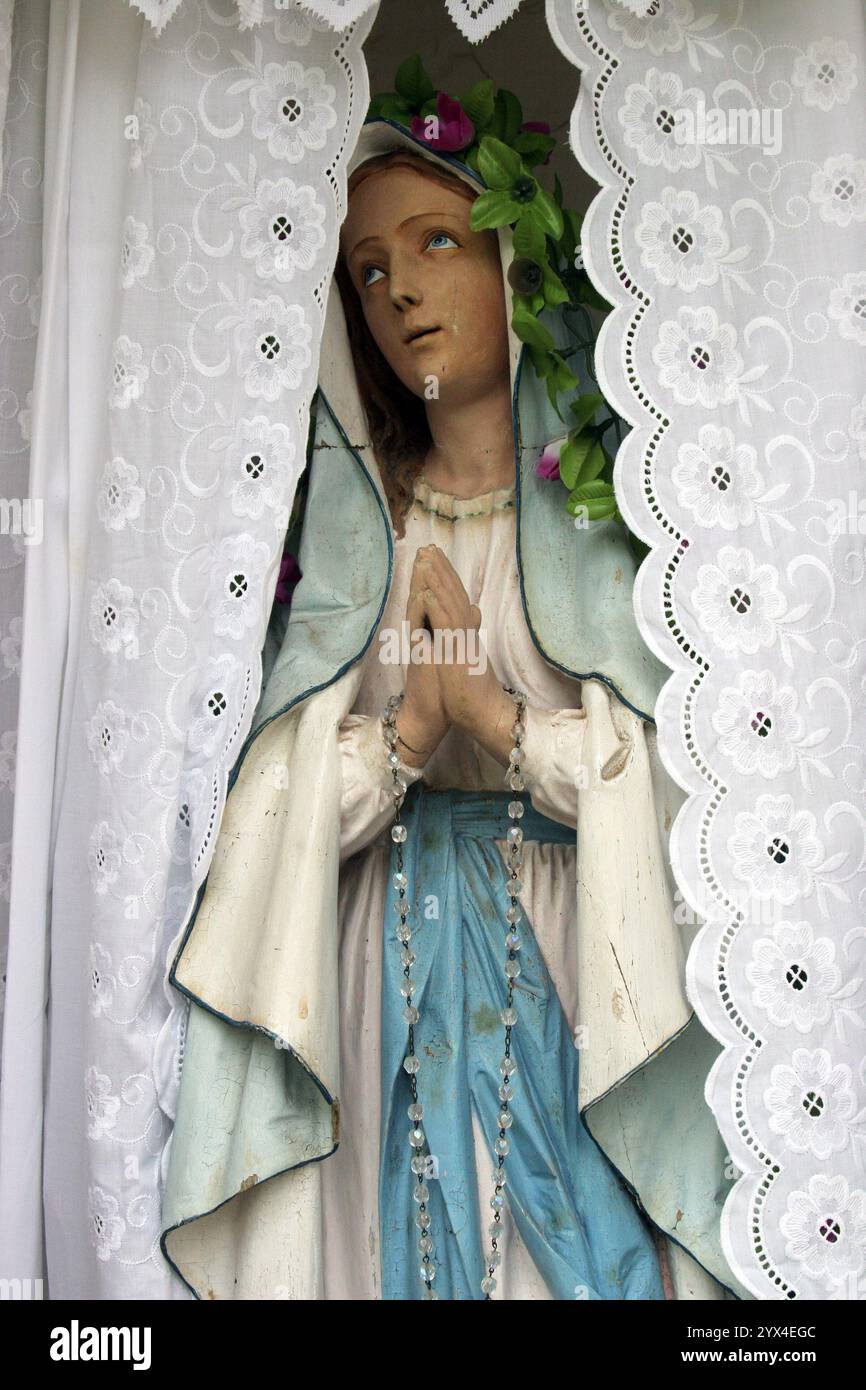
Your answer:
[381,684,528,1300]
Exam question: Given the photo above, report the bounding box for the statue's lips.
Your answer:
[404,326,442,346]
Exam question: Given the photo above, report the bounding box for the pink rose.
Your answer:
[410,93,474,153]
[276,551,302,605]
[536,438,567,482]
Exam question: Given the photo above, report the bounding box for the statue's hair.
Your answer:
[334,150,478,538]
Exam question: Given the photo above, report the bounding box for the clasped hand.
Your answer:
[395,545,514,770]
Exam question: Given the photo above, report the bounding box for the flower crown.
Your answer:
[368,55,627,530]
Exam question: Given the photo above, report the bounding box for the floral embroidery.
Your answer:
[712,670,804,779]
[620,68,704,172]
[766,1050,862,1161]
[729,794,825,906]
[89,579,140,659]
[746,921,841,1033]
[88,943,117,1019]
[186,653,247,764]
[652,306,743,407]
[237,177,326,282]
[792,38,858,112]
[88,822,124,897]
[224,415,296,519]
[85,1066,121,1141]
[671,424,763,528]
[809,154,866,227]
[606,0,697,56]
[85,701,131,776]
[635,187,729,291]
[828,271,866,346]
[119,215,155,289]
[692,547,786,655]
[199,533,273,640]
[780,1175,866,1290]
[234,294,312,400]
[240,53,337,163]
[96,457,146,533]
[109,335,149,410]
[88,1185,125,1262]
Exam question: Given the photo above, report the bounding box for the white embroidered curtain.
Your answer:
[1,0,864,1301]
[548,0,866,1300]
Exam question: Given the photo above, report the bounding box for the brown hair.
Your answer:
[335,150,478,538]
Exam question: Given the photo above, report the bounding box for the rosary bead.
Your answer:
[408,1125,425,1147]
[416,1210,432,1230]
[492,1169,507,1187]
[488,1220,502,1239]
[488,1248,502,1268]
[420,1264,437,1282]
[500,1006,518,1027]
[391,824,408,843]
[490,1191,505,1210]
[510,721,523,739]
[499,1056,517,1076]
[407,1101,424,1121]
[393,871,408,890]
[504,958,521,979]
[400,978,417,998]
[508,771,525,792]
[506,826,523,846]
[499,1081,515,1102]
[494,1136,510,1157]
[498,1110,513,1129]
[505,904,521,924]
[509,747,522,765]
[403,1054,420,1075]
[507,876,523,894]
[412,1183,430,1205]
[403,1004,420,1025]
[411,1155,428,1176]
[419,1235,434,1256]
[481,1275,497,1295]
[400,947,416,967]
[395,924,411,945]
[507,800,524,819]
[505,932,521,952]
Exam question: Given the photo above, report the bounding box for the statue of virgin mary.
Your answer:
[158,116,745,1302]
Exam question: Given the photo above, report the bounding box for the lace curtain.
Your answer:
[0,0,375,1297]
[548,0,866,1300]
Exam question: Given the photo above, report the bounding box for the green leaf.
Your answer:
[577,277,612,313]
[542,264,569,308]
[461,79,495,131]
[477,135,524,190]
[419,95,439,118]
[525,186,564,240]
[569,392,605,433]
[553,174,564,208]
[559,433,594,490]
[511,301,555,351]
[576,442,608,487]
[512,215,546,262]
[495,89,523,144]
[470,189,522,230]
[394,55,435,109]
[566,479,618,520]
[513,132,556,165]
[375,93,413,123]
[545,352,578,417]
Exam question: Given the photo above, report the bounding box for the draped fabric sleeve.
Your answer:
[338,712,425,862]
[518,703,589,831]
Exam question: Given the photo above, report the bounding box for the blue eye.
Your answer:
[363,265,385,287]
[427,232,457,250]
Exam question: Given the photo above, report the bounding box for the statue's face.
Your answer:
[341,163,510,406]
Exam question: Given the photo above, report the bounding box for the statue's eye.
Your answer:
[363,265,385,287]
[426,232,458,251]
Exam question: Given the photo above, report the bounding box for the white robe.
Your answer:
[320,472,710,1299]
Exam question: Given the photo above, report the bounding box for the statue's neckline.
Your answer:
[412,473,516,522]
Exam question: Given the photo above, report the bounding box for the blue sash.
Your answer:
[379,785,665,1301]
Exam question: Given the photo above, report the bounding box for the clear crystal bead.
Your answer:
[400,947,416,967]
[403,1054,420,1075]
[412,1183,430,1205]
[510,721,524,739]
[507,826,523,846]
[481,1275,497,1294]
[492,1168,507,1188]
[409,1126,425,1147]
[509,747,522,764]
[419,1235,434,1256]
[488,1248,502,1268]
[391,824,407,843]
[499,1056,517,1076]
[494,1136,510,1156]
[509,771,525,792]
[501,1006,518,1027]
[388,750,401,767]
[507,800,524,819]
[411,1155,427,1176]
[393,871,408,890]
[499,1081,515,1102]
[383,726,398,747]
[505,904,521,924]
[488,1219,502,1239]
[393,898,411,914]
[408,1102,424,1121]
[403,1004,420,1025]
[395,924,411,944]
[421,1264,436,1281]
[504,958,521,979]
[490,1190,505,1210]
[416,1210,432,1230]
[400,978,417,998]
[507,876,523,894]
[505,931,521,951]
[499,1110,513,1129]
[395,777,408,797]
